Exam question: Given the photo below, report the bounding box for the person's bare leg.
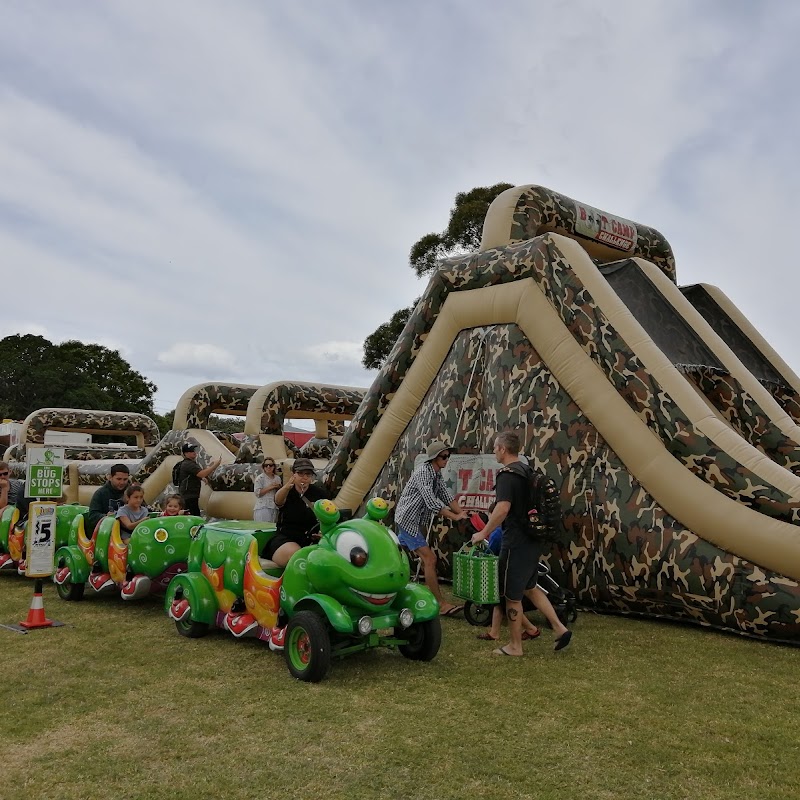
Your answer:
[495,599,524,656]
[522,612,540,636]
[526,587,568,638]
[416,546,455,613]
[488,605,503,639]
[487,607,536,638]
[271,542,301,568]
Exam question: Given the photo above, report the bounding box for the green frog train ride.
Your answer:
[165,497,442,682]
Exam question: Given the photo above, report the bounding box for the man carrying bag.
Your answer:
[471,431,572,656]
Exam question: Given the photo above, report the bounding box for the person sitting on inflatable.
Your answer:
[263,457,328,568]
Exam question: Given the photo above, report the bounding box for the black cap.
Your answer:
[182,443,199,453]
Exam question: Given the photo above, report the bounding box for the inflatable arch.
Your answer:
[3,381,365,518]
[205,381,364,519]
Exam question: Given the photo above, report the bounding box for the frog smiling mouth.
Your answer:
[350,589,396,606]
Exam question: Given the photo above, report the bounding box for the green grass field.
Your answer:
[1,576,799,800]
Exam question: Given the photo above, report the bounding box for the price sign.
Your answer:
[25,502,57,577]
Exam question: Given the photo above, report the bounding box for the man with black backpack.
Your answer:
[174,442,222,516]
[471,431,572,656]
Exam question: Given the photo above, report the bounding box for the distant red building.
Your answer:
[283,431,314,448]
[231,428,315,449]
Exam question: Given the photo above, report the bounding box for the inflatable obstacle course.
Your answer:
[5,182,800,645]
[321,185,800,645]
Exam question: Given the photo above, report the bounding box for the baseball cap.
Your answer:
[182,443,199,453]
[425,441,451,461]
[292,457,316,474]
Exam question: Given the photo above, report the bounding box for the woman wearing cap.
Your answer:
[394,440,468,616]
[263,457,329,567]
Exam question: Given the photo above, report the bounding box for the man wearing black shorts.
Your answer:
[471,431,572,656]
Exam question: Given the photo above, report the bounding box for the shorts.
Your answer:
[263,533,294,560]
[499,540,544,602]
[397,527,428,552]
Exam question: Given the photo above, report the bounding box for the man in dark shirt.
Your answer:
[471,431,572,656]
[0,460,26,513]
[88,463,130,534]
[176,442,222,516]
[265,457,328,567]
[0,460,31,524]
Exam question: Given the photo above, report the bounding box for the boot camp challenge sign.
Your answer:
[412,453,529,513]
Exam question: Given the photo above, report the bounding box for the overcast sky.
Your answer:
[1,1,798,416]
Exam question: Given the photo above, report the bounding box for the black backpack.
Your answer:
[172,460,182,489]
[527,468,561,542]
[502,462,561,543]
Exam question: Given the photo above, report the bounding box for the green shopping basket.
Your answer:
[452,543,499,605]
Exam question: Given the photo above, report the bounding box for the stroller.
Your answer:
[462,513,578,628]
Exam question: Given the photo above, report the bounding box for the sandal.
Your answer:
[476,632,499,641]
[554,630,573,651]
[522,628,541,640]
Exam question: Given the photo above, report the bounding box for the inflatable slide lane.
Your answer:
[324,184,800,644]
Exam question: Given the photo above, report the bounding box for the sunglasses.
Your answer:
[263,463,276,468]
[438,453,451,461]
[0,471,9,477]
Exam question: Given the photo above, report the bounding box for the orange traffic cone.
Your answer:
[19,580,54,629]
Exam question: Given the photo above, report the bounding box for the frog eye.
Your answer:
[335,530,369,567]
[386,528,400,546]
[154,528,169,543]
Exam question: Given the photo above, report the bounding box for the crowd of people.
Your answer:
[394,432,572,655]
[4,432,573,655]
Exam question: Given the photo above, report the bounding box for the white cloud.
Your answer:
[0,0,798,412]
[156,343,240,376]
[303,340,364,366]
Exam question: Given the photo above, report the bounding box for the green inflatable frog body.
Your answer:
[165,497,442,682]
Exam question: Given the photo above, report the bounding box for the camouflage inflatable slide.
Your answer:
[321,184,800,645]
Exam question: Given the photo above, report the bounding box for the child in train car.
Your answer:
[115,484,149,540]
[161,494,185,517]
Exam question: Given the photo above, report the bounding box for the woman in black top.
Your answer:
[263,458,328,567]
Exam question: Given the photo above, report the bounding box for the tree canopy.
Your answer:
[362,182,513,369]
[362,305,415,370]
[0,335,157,420]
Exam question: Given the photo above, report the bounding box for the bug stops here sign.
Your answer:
[25,447,65,499]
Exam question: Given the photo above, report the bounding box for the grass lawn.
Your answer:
[1,575,799,800]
